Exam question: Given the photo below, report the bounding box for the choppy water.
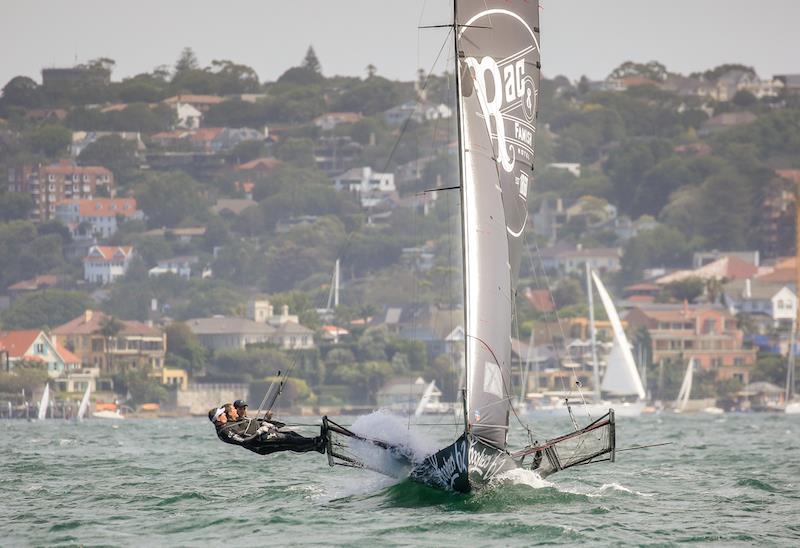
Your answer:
[1,413,799,546]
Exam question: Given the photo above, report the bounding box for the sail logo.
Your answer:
[461,8,539,185]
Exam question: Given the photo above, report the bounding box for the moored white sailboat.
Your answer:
[37,383,50,421]
[785,320,799,414]
[673,358,724,414]
[529,268,646,418]
[77,383,92,421]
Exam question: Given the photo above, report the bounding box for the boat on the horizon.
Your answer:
[526,266,646,419]
[673,357,725,415]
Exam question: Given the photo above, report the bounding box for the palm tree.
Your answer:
[96,315,123,374]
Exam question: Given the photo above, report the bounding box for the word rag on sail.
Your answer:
[324,0,616,492]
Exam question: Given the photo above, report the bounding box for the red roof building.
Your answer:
[625,305,756,383]
[51,310,165,374]
[7,159,114,222]
[0,330,80,376]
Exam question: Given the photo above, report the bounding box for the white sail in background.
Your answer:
[414,381,438,418]
[592,271,646,399]
[37,384,50,420]
[77,383,92,421]
[675,359,694,412]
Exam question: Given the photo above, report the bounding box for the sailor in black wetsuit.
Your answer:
[210,402,325,454]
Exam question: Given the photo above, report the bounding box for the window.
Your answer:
[35,343,45,354]
[711,358,722,367]
[734,358,744,366]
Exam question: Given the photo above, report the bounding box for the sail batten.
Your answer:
[456,0,540,449]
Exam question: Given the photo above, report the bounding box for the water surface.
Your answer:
[1,413,798,546]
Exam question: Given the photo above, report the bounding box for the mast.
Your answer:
[787,319,796,403]
[586,263,601,400]
[790,183,800,402]
[453,0,470,435]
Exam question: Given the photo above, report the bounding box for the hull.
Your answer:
[410,433,519,493]
[527,400,643,418]
[785,402,800,415]
[93,410,125,420]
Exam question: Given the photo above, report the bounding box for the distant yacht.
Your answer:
[527,266,646,419]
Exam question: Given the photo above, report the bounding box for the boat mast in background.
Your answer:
[587,262,601,401]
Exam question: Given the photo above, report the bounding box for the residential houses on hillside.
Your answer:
[55,197,143,238]
[51,310,166,374]
[538,245,622,274]
[334,166,396,208]
[83,245,135,284]
[0,329,80,377]
[625,303,756,384]
[7,160,114,222]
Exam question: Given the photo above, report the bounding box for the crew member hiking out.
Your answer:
[209,402,326,455]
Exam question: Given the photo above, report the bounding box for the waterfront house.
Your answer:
[0,329,81,377]
[186,316,276,352]
[51,310,166,374]
[624,303,756,383]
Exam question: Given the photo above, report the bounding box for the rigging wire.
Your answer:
[524,242,590,428]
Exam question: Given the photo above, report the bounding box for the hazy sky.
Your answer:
[1,0,798,86]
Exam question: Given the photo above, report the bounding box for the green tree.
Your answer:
[96,315,123,374]
[78,135,139,185]
[0,366,49,399]
[620,225,691,283]
[695,170,753,249]
[211,348,291,382]
[209,59,260,94]
[662,277,705,303]
[0,192,35,222]
[164,322,207,375]
[750,353,786,386]
[27,125,71,157]
[273,137,316,168]
[1,76,41,108]
[114,370,169,404]
[174,47,199,75]
[134,172,208,228]
[0,222,65,288]
[2,290,92,330]
[331,360,393,404]
[302,46,322,74]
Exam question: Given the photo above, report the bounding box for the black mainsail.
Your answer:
[325,0,617,493]
[457,0,539,451]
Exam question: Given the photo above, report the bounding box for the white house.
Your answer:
[55,198,143,238]
[148,256,199,279]
[0,329,81,378]
[724,279,797,329]
[272,322,315,350]
[334,166,395,208]
[83,246,134,284]
[187,317,276,351]
[384,101,452,126]
[539,245,622,274]
[175,102,203,129]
